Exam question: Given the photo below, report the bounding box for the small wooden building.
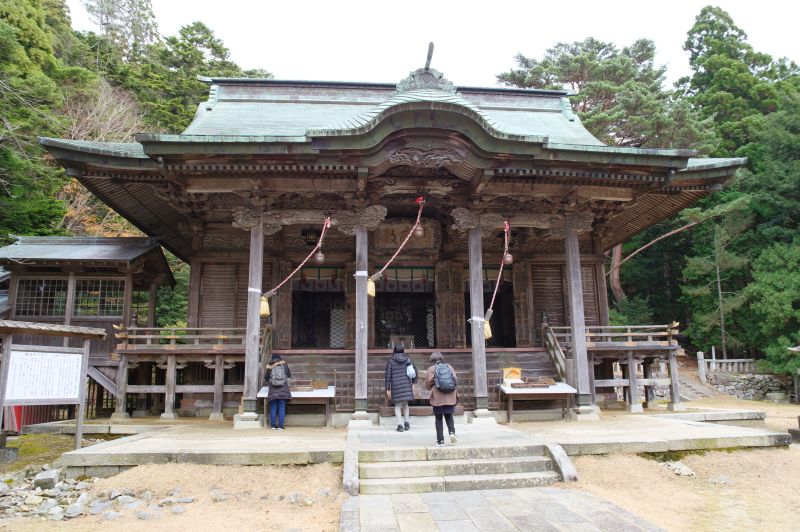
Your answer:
[38,64,745,422]
[0,236,174,416]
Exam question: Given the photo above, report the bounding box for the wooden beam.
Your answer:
[147,283,157,328]
[354,226,368,412]
[122,272,133,327]
[112,354,129,420]
[468,228,488,409]
[626,351,643,413]
[75,339,90,449]
[565,217,594,412]
[211,353,224,421]
[62,273,76,348]
[187,257,202,327]
[0,333,13,429]
[243,213,264,408]
[667,350,684,411]
[161,354,177,419]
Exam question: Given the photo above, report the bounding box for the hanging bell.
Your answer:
[413,224,424,238]
[314,250,325,264]
[259,295,271,318]
[503,252,514,265]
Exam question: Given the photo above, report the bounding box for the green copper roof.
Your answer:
[38,138,147,158]
[180,77,604,146]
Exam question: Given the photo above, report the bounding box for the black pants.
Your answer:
[434,413,455,443]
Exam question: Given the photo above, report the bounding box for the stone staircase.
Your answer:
[358,444,562,495]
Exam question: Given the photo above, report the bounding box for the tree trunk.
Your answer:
[609,244,627,304]
[716,261,728,359]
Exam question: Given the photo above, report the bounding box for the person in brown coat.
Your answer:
[425,351,458,446]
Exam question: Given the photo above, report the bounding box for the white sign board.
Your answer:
[4,350,83,405]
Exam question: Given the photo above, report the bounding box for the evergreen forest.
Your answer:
[1,2,797,373]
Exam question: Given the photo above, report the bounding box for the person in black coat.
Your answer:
[385,345,418,432]
[264,354,292,430]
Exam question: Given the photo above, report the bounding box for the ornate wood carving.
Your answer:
[396,67,455,93]
[202,230,247,250]
[374,220,441,252]
[388,147,464,168]
[331,205,387,235]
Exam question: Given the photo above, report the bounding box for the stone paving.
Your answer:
[345,487,663,532]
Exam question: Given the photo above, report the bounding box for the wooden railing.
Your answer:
[541,324,567,381]
[115,326,247,352]
[548,323,679,351]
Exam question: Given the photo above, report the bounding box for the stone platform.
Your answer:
[56,409,792,479]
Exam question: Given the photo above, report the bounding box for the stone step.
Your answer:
[360,455,553,479]
[359,470,561,494]
[359,444,547,463]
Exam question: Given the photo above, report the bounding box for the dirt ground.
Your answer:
[568,446,800,532]
[3,463,344,532]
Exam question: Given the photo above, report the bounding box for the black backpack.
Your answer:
[433,363,456,393]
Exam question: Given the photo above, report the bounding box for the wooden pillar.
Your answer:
[161,354,177,420]
[667,350,685,410]
[0,333,13,430]
[210,354,225,421]
[468,228,489,410]
[241,213,263,421]
[147,283,157,327]
[7,276,18,319]
[63,273,76,347]
[187,258,202,327]
[122,272,133,327]
[565,218,596,416]
[74,339,91,449]
[643,357,657,408]
[626,351,643,413]
[111,354,130,420]
[353,226,369,414]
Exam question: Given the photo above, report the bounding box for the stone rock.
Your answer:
[89,500,113,515]
[37,499,57,512]
[316,488,332,499]
[102,510,122,521]
[663,461,695,477]
[115,495,136,506]
[141,490,153,501]
[0,484,9,495]
[170,487,181,496]
[209,489,228,503]
[171,506,186,515]
[41,464,50,471]
[304,497,315,507]
[176,496,194,504]
[287,492,301,504]
[64,504,83,518]
[77,493,92,507]
[55,481,69,491]
[108,489,122,500]
[158,497,176,506]
[122,500,141,510]
[75,481,92,491]
[47,506,64,516]
[135,511,155,520]
[33,470,59,490]
[24,495,44,506]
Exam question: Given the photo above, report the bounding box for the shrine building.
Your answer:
[32,63,745,424]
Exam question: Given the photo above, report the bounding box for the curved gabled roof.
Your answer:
[181,73,604,146]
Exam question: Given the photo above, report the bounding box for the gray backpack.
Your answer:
[433,363,456,393]
[270,364,287,387]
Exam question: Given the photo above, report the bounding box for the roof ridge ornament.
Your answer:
[396,42,456,94]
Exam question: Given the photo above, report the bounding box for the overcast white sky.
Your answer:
[65,0,799,88]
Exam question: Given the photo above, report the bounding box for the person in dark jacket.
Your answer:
[385,344,418,432]
[264,354,292,430]
[425,351,458,446]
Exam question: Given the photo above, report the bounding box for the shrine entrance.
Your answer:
[373,267,435,349]
[291,267,346,348]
